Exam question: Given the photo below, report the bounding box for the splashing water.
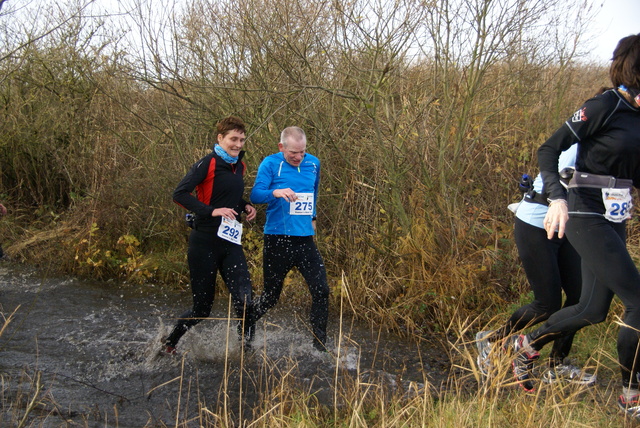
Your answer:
[0,262,448,425]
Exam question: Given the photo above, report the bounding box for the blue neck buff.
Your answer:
[619,85,640,107]
[214,144,238,164]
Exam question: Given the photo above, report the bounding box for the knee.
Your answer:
[528,300,560,318]
[311,283,330,301]
[259,291,280,310]
[540,301,562,315]
[583,312,607,325]
[192,306,212,319]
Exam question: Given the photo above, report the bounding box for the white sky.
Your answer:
[24,0,638,65]
[589,0,639,63]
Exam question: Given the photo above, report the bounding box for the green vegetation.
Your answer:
[1,0,637,426]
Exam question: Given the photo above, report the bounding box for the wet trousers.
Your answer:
[495,217,582,362]
[253,235,329,345]
[166,229,254,347]
[529,216,640,388]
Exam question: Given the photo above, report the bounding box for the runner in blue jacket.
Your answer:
[250,126,330,351]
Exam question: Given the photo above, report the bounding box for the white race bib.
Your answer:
[289,193,314,215]
[217,217,243,244]
[602,188,633,223]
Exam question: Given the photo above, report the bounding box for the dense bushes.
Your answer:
[0,0,610,335]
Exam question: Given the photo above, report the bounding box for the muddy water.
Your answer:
[0,261,450,427]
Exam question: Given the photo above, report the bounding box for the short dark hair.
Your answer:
[216,116,246,136]
[610,34,640,89]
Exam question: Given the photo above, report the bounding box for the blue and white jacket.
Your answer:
[250,152,320,236]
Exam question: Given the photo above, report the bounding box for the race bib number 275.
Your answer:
[290,193,314,215]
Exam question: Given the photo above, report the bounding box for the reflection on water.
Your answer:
[0,262,449,426]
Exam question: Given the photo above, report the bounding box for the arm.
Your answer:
[538,127,576,202]
[172,158,215,218]
[242,200,256,221]
[539,95,610,238]
[539,126,578,239]
[250,159,278,204]
[313,160,320,219]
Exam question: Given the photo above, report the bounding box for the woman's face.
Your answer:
[217,129,246,158]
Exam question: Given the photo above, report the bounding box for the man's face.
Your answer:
[279,138,306,167]
[217,129,246,158]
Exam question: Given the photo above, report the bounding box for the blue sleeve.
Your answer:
[313,160,320,218]
[250,158,277,204]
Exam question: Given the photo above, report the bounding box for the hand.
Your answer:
[212,207,238,220]
[244,204,256,221]
[0,204,5,216]
[273,188,298,202]
[544,200,568,239]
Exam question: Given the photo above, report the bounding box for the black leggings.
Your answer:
[495,217,582,361]
[253,234,330,343]
[166,229,254,347]
[529,216,640,388]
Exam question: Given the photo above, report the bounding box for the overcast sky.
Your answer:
[75,0,640,65]
[589,0,639,63]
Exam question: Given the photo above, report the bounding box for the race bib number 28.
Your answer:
[602,188,633,223]
[217,217,243,244]
[290,193,314,215]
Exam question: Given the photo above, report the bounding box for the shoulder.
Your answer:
[255,153,281,177]
[191,152,215,170]
[585,89,625,114]
[567,90,621,128]
[303,153,320,165]
[260,153,286,168]
[259,153,281,167]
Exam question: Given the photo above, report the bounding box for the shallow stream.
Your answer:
[0,261,450,426]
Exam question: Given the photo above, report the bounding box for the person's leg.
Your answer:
[479,218,568,380]
[219,242,255,342]
[496,218,565,338]
[566,218,640,390]
[549,236,583,362]
[295,237,330,348]
[165,230,218,348]
[527,261,613,350]
[528,217,619,351]
[253,234,294,321]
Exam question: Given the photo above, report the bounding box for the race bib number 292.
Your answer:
[602,188,632,223]
[217,217,243,244]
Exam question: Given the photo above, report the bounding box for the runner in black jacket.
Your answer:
[507,35,640,416]
[162,116,256,354]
